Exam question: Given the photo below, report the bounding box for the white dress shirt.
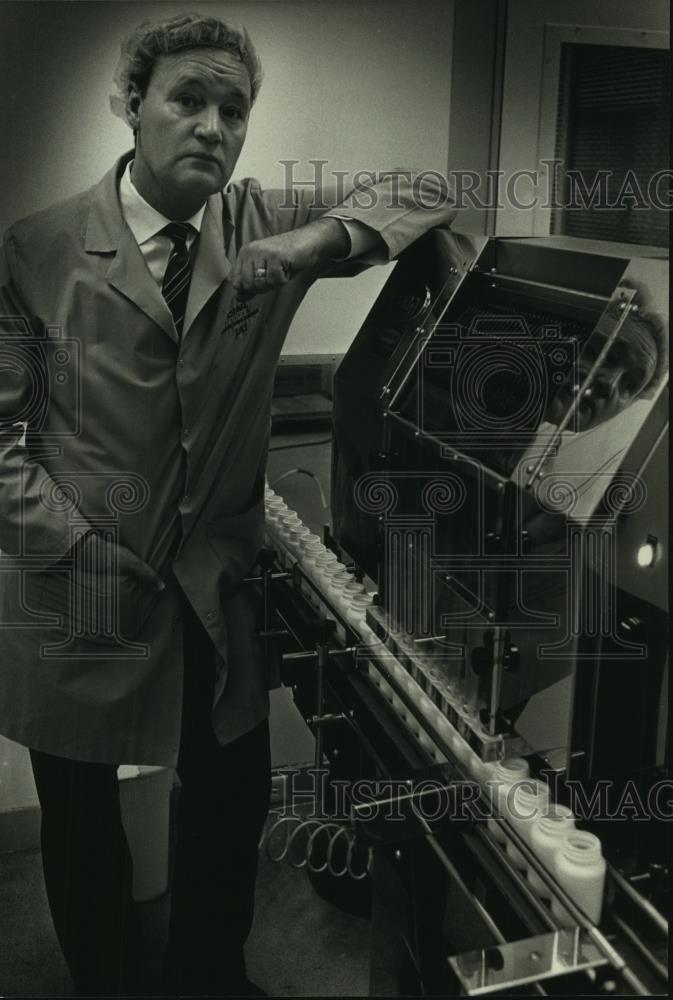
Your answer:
[119,162,205,285]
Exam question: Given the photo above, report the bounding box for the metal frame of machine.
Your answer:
[251,230,668,996]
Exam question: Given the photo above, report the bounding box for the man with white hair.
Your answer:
[0,12,455,996]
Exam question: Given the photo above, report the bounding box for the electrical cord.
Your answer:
[270,468,328,510]
[269,438,332,453]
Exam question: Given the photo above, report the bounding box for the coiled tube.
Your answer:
[260,811,372,881]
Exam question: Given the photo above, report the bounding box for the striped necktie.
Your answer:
[161,222,194,336]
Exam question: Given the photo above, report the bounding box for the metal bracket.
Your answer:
[448,926,609,995]
[306,711,347,727]
[281,647,357,666]
[243,571,292,585]
[256,628,290,640]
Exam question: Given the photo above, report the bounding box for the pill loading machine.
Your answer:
[254,230,669,996]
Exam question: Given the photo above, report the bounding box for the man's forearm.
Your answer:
[230,168,450,298]
[229,215,378,298]
[310,216,351,262]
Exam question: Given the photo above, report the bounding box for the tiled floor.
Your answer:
[0,683,372,998]
[0,698,372,998]
[0,838,371,997]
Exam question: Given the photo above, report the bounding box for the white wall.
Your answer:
[0,0,454,815]
[0,0,454,357]
[0,0,454,222]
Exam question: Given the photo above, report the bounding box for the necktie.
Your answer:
[161,222,194,336]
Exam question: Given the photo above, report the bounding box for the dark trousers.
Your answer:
[29,596,272,997]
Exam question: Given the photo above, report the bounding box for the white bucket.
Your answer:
[118,765,174,903]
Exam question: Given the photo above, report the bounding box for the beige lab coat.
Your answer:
[0,152,455,763]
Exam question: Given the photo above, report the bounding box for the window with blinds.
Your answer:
[551,43,670,247]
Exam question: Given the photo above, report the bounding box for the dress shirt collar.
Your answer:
[119,160,207,245]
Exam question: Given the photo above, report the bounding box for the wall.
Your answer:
[0,0,454,818]
[0,0,454,356]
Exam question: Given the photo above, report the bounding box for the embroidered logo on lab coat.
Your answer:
[222,300,260,339]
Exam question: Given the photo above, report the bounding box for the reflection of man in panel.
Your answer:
[522,301,667,528]
[544,301,665,432]
[501,298,667,736]
[0,14,455,996]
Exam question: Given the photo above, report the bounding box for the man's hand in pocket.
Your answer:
[71,533,165,595]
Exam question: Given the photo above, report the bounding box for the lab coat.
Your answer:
[0,151,455,764]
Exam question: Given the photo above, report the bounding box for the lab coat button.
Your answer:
[205,610,214,622]
[177,358,185,367]
[183,427,190,438]
[181,494,190,504]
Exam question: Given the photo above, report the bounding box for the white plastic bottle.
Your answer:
[485,758,530,844]
[314,549,337,569]
[346,592,372,630]
[300,533,322,553]
[340,579,365,615]
[265,496,288,526]
[301,538,324,562]
[327,567,352,604]
[505,780,550,870]
[299,537,325,583]
[289,524,310,549]
[278,511,300,541]
[551,830,607,926]
[527,806,575,898]
[313,550,338,588]
[265,495,284,512]
[321,560,345,580]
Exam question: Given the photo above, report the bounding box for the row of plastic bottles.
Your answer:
[263,486,378,638]
[365,660,606,927]
[480,756,607,925]
[264,486,606,928]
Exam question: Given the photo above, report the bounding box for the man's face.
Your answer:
[128,47,251,213]
[545,321,658,432]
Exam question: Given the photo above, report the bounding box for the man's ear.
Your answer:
[126,84,142,131]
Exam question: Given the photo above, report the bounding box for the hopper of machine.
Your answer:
[331,233,668,779]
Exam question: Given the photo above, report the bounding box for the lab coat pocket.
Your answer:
[206,494,265,596]
[23,569,70,624]
[116,575,161,640]
[22,568,157,642]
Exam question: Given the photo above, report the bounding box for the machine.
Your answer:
[252,230,669,996]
